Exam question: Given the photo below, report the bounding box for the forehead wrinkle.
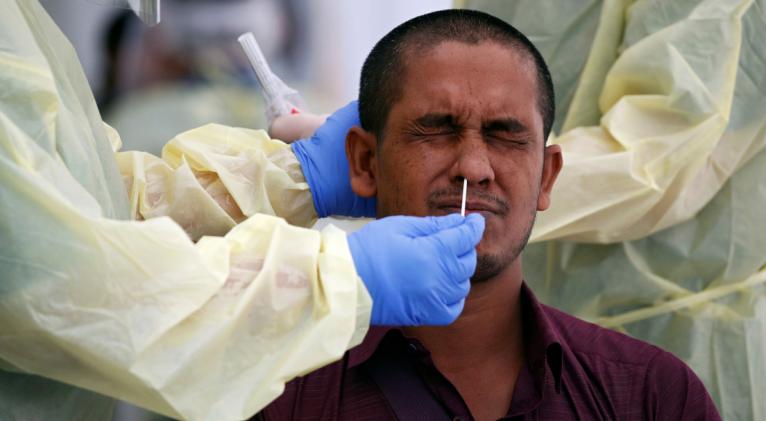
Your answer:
[408,97,477,126]
[394,42,541,137]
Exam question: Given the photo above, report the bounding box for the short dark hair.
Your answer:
[358,9,555,142]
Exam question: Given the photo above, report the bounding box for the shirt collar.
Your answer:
[348,326,392,368]
[347,282,564,394]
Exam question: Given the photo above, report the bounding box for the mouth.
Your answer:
[431,199,503,218]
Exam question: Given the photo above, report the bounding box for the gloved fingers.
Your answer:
[441,275,472,305]
[425,213,485,256]
[464,213,485,238]
[391,213,464,237]
[457,248,478,280]
[427,213,468,232]
[436,248,475,303]
[439,298,466,325]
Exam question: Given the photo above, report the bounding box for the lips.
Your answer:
[432,198,503,215]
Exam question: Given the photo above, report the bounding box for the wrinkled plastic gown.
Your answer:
[465,0,766,419]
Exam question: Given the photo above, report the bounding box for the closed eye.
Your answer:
[405,113,460,139]
[482,118,528,134]
[482,117,531,146]
[485,131,529,144]
[408,128,456,136]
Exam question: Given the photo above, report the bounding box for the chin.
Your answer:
[471,253,511,283]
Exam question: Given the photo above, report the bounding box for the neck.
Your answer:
[403,258,525,371]
[403,259,526,420]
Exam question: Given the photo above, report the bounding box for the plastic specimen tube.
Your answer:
[238,33,279,103]
[238,32,306,124]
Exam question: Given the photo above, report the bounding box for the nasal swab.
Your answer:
[460,178,468,217]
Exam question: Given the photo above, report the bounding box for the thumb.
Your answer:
[437,298,466,325]
[425,213,485,256]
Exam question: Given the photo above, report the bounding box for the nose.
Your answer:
[449,132,495,187]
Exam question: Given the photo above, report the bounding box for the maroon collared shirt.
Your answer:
[258,283,720,420]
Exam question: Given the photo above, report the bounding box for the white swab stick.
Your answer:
[460,178,468,217]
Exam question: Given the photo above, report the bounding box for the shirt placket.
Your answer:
[404,338,476,421]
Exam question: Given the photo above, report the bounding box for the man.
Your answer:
[258,9,720,421]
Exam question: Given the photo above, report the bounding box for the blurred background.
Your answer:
[40,0,451,156]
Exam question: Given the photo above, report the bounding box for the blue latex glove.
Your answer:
[348,213,485,326]
[291,101,376,218]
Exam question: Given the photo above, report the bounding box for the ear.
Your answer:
[537,144,563,211]
[345,126,378,198]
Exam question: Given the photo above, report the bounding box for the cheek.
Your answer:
[494,154,543,196]
[378,146,446,216]
[477,214,505,244]
[377,149,434,215]
[483,156,543,237]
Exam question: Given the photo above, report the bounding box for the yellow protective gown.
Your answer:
[0,1,371,420]
[526,0,761,243]
[464,0,766,419]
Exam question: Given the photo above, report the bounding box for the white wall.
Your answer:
[39,0,119,94]
[306,0,452,106]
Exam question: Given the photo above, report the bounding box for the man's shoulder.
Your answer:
[258,356,349,420]
[541,302,666,367]
[258,328,391,420]
[539,304,720,419]
[540,303,720,419]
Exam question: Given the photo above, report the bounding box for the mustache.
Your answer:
[427,187,510,214]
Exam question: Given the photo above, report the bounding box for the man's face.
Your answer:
[355,41,561,282]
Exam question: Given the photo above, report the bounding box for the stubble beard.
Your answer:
[470,211,536,284]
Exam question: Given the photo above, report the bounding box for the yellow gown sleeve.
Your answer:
[0,1,370,420]
[115,124,317,241]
